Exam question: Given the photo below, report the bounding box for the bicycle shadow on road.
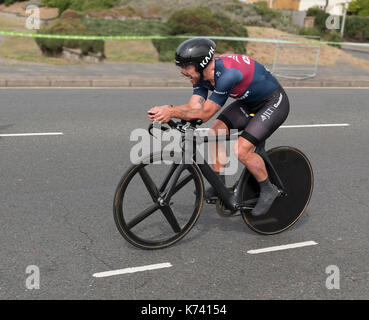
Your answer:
[179,204,312,247]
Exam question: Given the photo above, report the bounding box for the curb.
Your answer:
[0,79,192,88]
[1,79,369,88]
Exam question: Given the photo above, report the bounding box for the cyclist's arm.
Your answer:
[171,68,242,121]
[170,94,221,122]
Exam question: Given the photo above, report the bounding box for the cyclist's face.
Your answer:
[180,65,200,84]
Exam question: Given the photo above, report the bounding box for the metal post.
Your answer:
[340,0,349,38]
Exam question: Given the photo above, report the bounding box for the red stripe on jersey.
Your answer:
[217,54,255,98]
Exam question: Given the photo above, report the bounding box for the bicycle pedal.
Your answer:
[236,198,257,210]
[205,197,217,204]
[240,205,254,210]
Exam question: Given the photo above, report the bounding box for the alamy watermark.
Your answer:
[130,122,241,175]
[325,265,340,290]
[325,15,340,30]
[25,5,40,30]
[25,265,40,290]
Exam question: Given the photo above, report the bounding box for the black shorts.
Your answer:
[217,86,290,146]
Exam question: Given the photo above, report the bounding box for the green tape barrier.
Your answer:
[0,31,168,40]
[0,31,295,43]
[1,30,369,47]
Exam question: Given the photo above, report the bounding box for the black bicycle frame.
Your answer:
[159,129,286,211]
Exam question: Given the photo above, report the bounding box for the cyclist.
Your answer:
[148,37,290,216]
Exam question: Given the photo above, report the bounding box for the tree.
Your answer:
[348,0,369,16]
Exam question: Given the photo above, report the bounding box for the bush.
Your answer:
[249,1,298,33]
[41,0,72,16]
[35,13,104,56]
[299,26,322,38]
[35,14,169,58]
[323,31,343,48]
[152,6,248,62]
[253,1,283,22]
[306,6,330,33]
[69,0,119,12]
[303,5,345,47]
[299,25,343,48]
[348,0,369,16]
[344,15,369,41]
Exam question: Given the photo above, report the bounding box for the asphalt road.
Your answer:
[0,88,368,300]
[342,48,369,62]
[342,45,369,62]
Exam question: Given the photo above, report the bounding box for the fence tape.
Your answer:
[1,31,369,47]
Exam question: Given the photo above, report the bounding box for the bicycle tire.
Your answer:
[241,146,314,234]
[113,151,204,249]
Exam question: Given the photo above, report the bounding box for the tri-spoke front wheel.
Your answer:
[113,152,204,249]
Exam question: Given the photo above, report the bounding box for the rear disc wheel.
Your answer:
[241,146,314,234]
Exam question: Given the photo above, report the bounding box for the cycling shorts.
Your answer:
[217,86,290,146]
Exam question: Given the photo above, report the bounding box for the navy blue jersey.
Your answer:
[193,54,280,107]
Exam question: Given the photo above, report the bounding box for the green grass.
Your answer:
[104,39,159,63]
[0,13,28,31]
[0,36,76,64]
[0,15,65,63]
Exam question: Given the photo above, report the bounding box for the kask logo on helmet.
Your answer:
[199,47,215,69]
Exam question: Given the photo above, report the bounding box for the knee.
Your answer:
[209,119,229,136]
[233,138,254,162]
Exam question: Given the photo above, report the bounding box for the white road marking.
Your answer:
[284,87,369,89]
[198,123,349,134]
[92,262,173,278]
[247,241,318,254]
[0,132,64,137]
[281,123,349,128]
[2,87,369,90]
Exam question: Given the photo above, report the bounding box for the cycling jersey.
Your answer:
[193,54,280,107]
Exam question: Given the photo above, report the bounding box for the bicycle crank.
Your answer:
[215,198,240,217]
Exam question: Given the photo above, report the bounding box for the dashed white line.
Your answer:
[2,87,368,90]
[247,241,318,254]
[0,132,64,137]
[281,124,349,128]
[92,262,173,278]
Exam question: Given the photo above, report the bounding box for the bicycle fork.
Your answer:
[157,163,184,206]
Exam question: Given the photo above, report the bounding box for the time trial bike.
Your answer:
[113,117,314,250]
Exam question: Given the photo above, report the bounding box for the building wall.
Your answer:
[280,9,307,25]
[297,0,326,11]
[271,0,300,10]
[243,0,297,7]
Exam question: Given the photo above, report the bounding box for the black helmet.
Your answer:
[175,37,216,73]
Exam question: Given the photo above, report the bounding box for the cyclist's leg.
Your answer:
[203,119,228,199]
[214,101,251,172]
[234,86,290,215]
[204,101,251,199]
[208,119,229,173]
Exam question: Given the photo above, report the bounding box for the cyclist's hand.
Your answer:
[147,105,172,123]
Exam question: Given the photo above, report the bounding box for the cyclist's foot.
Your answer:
[204,172,225,200]
[251,178,280,216]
